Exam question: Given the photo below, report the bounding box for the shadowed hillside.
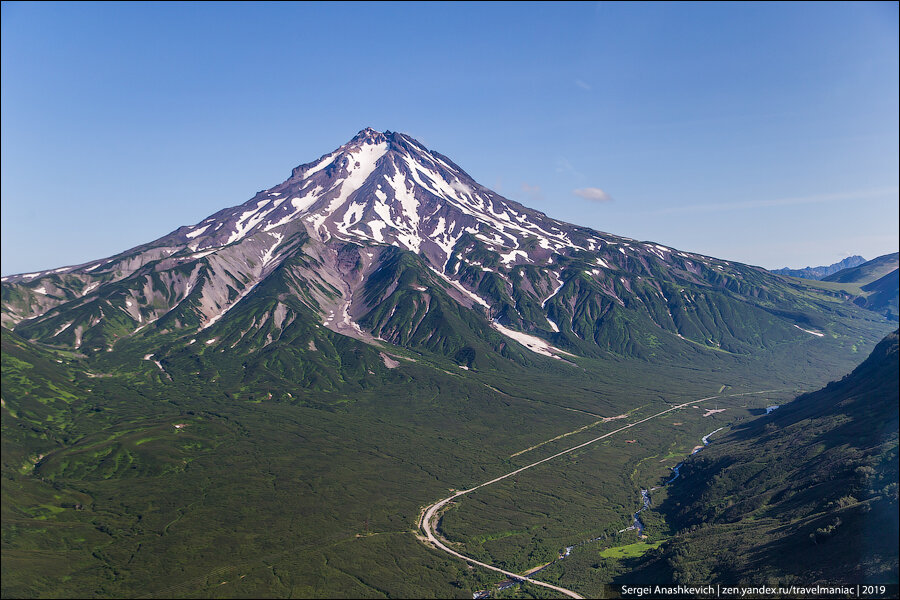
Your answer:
[623,330,899,586]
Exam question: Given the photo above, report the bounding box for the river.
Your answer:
[620,425,726,536]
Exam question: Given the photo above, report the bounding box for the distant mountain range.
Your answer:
[822,252,899,285]
[823,253,898,321]
[773,253,899,321]
[772,255,867,280]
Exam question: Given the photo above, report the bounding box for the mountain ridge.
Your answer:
[1,129,892,364]
[819,253,899,321]
[822,252,899,285]
[2,128,897,599]
[620,330,899,586]
[772,255,866,280]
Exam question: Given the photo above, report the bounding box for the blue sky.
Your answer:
[2,1,898,275]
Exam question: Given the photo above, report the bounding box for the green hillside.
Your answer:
[789,253,899,321]
[2,127,898,598]
[858,269,900,320]
[616,330,899,587]
[2,303,895,598]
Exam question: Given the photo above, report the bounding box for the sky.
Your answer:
[2,1,898,275]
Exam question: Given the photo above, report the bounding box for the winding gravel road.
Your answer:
[419,389,785,598]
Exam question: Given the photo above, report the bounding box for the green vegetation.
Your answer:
[3,314,890,597]
[796,253,900,321]
[2,124,897,599]
[2,240,897,597]
[620,331,900,587]
[434,385,786,574]
[598,541,662,559]
[858,269,899,320]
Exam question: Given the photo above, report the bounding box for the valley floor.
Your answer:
[2,318,895,598]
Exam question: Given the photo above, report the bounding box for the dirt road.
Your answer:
[419,389,785,598]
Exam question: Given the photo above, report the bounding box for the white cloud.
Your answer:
[575,79,592,91]
[651,186,898,215]
[573,187,613,202]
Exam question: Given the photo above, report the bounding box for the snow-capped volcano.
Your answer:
[172,128,591,269]
[2,128,849,363]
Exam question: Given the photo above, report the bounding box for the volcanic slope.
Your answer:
[2,128,892,366]
[2,129,896,598]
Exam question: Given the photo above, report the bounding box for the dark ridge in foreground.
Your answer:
[623,330,900,586]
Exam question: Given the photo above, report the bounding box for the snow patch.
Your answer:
[794,324,825,337]
[53,321,74,337]
[492,320,556,357]
[500,249,529,265]
[368,219,387,242]
[321,142,388,220]
[186,224,210,239]
[385,170,420,230]
[336,201,366,236]
[303,152,338,178]
[546,317,560,332]
[260,232,284,267]
[541,278,565,308]
[227,200,279,245]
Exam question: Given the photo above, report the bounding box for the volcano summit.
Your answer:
[1,128,895,599]
[3,128,884,365]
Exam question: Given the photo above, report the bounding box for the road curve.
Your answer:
[419,389,785,598]
[421,495,584,599]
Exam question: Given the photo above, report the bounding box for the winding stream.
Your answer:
[620,426,725,536]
